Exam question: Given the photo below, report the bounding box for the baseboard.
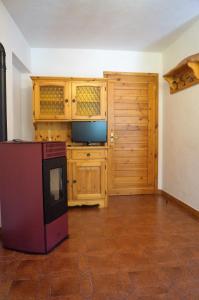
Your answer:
[158,189,199,219]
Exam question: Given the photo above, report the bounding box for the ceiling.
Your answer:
[2,0,199,51]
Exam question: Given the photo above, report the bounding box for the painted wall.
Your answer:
[20,73,33,140]
[0,0,31,139]
[12,64,22,137]
[162,19,199,210]
[31,48,162,77]
[12,58,33,140]
[0,1,33,226]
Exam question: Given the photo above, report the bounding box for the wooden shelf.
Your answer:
[163,53,199,94]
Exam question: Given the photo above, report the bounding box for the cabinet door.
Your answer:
[71,82,107,120]
[34,81,71,120]
[71,160,106,201]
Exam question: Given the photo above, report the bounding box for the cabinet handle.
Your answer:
[73,180,77,183]
[72,99,76,103]
[65,99,68,103]
[87,153,91,157]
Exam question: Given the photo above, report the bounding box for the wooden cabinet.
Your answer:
[33,81,71,120]
[67,147,107,208]
[32,77,107,121]
[71,81,106,119]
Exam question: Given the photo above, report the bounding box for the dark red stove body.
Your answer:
[0,141,68,254]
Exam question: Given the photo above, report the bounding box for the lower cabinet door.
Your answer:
[72,160,106,201]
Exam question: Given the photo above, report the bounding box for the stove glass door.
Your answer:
[43,157,67,224]
[50,168,63,202]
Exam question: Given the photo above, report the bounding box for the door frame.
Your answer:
[104,72,158,195]
[0,43,7,141]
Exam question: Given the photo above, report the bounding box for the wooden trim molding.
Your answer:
[163,53,199,94]
[158,190,199,219]
[31,76,107,82]
[104,71,158,77]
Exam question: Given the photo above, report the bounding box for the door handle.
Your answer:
[110,132,118,142]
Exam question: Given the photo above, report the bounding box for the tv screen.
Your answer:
[72,121,107,143]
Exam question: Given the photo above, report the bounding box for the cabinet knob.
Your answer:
[73,180,77,183]
[72,99,76,103]
[87,153,91,157]
[65,99,68,103]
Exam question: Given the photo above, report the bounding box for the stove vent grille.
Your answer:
[42,142,66,159]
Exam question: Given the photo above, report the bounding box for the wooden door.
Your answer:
[34,81,71,120]
[71,81,107,120]
[71,160,106,200]
[105,72,158,195]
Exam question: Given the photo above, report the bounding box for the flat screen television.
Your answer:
[71,121,107,144]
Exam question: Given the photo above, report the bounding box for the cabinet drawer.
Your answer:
[71,149,106,160]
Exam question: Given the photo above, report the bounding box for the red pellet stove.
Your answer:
[0,141,68,254]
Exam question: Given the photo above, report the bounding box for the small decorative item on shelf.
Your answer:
[163,53,199,94]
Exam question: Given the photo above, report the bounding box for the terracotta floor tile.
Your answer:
[50,274,80,297]
[0,279,12,300]
[54,238,87,254]
[49,296,83,300]
[86,253,119,273]
[127,294,168,300]
[36,278,51,300]
[8,280,38,300]
[92,273,123,293]
[0,195,198,300]
[79,272,93,297]
[0,261,20,280]
[14,259,44,280]
[85,237,114,254]
[0,247,16,261]
[43,256,79,275]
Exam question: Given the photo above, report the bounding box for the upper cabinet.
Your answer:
[32,77,107,121]
[33,81,71,120]
[71,81,106,120]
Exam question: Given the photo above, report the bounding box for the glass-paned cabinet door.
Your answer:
[34,81,71,120]
[71,81,107,120]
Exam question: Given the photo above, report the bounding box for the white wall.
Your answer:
[31,48,162,77]
[31,48,163,188]
[20,73,33,140]
[0,1,33,226]
[0,0,31,139]
[162,19,199,210]
[12,57,33,140]
[12,64,22,138]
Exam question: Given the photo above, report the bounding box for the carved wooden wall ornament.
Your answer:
[163,53,199,94]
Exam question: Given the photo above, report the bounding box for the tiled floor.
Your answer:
[0,195,199,299]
